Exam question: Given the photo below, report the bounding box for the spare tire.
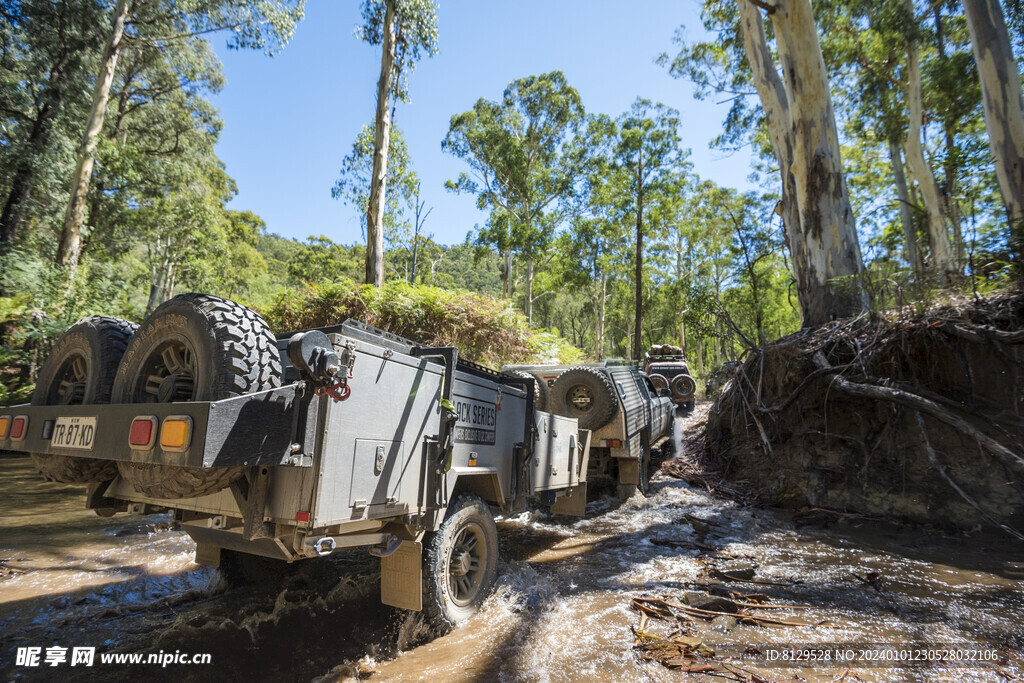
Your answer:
[113,293,281,499]
[30,316,137,483]
[670,374,697,399]
[649,373,669,393]
[501,369,548,411]
[550,366,618,431]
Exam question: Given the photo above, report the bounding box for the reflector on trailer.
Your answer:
[604,439,622,448]
[295,511,310,523]
[0,415,10,439]
[129,416,158,450]
[10,415,28,441]
[160,416,192,452]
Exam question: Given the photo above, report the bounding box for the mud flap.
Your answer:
[618,458,640,485]
[550,482,587,516]
[381,540,423,611]
[195,542,221,568]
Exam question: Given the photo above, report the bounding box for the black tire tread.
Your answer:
[31,316,138,484]
[422,492,498,633]
[649,373,669,391]
[550,366,618,431]
[670,373,697,399]
[116,294,281,499]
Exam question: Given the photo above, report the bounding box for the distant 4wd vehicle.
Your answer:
[644,345,697,411]
[501,361,673,499]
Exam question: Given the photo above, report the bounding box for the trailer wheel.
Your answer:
[501,369,548,411]
[112,293,281,499]
[422,492,498,632]
[30,316,137,484]
[550,366,618,431]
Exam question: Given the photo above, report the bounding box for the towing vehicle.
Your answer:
[500,361,673,498]
[0,293,592,629]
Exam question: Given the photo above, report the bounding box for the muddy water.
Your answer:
[2,406,1023,682]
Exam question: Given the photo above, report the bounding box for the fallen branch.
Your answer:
[653,597,839,628]
[812,352,1024,474]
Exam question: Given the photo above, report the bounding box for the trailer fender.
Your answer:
[446,466,505,516]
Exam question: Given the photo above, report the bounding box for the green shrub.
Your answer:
[261,279,584,368]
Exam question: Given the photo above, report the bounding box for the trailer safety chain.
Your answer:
[315,382,351,402]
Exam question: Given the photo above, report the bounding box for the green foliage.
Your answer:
[443,71,587,307]
[285,236,365,284]
[356,0,439,101]
[332,123,418,248]
[260,279,583,367]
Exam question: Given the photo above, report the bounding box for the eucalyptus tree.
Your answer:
[608,99,690,360]
[662,0,867,325]
[56,0,305,272]
[332,122,419,272]
[356,0,438,287]
[963,0,1024,277]
[0,0,105,248]
[442,71,587,322]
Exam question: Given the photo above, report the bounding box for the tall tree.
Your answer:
[442,71,586,322]
[357,0,438,287]
[609,99,690,360]
[55,0,305,271]
[332,122,419,260]
[663,0,867,325]
[963,0,1024,277]
[734,0,866,325]
[902,0,957,283]
[0,0,104,249]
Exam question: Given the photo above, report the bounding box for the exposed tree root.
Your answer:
[695,291,1024,535]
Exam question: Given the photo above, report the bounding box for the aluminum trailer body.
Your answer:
[0,319,589,618]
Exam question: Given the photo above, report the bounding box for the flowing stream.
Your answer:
[2,405,1022,682]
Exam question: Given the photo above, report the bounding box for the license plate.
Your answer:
[52,416,97,450]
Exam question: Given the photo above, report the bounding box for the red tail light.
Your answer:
[10,416,28,440]
[129,416,157,449]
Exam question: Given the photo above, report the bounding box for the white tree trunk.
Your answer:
[524,256,534,323]
[57,0,130,269]
[903,13,958,283]
[366,0,396,288]
[888,139,923,275]
[963,0,1024,268]
[737,0,865,326]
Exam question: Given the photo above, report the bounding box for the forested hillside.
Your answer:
[2,0,1023,407]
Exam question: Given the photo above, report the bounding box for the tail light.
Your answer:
[10,415,28,441]
[129,416,158,450]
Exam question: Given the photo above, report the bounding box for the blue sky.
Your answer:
[209,0,758,247]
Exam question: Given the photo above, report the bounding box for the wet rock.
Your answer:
[710,615,738,632]
[718,563,756,580]
[707,584,733,598]
[688,519,711,535]
[682,591,738,613]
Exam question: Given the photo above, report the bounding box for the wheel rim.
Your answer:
[568,384,594,412]
[133,336,198,403]
[50,352,89,405]
[446,522,488,607]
